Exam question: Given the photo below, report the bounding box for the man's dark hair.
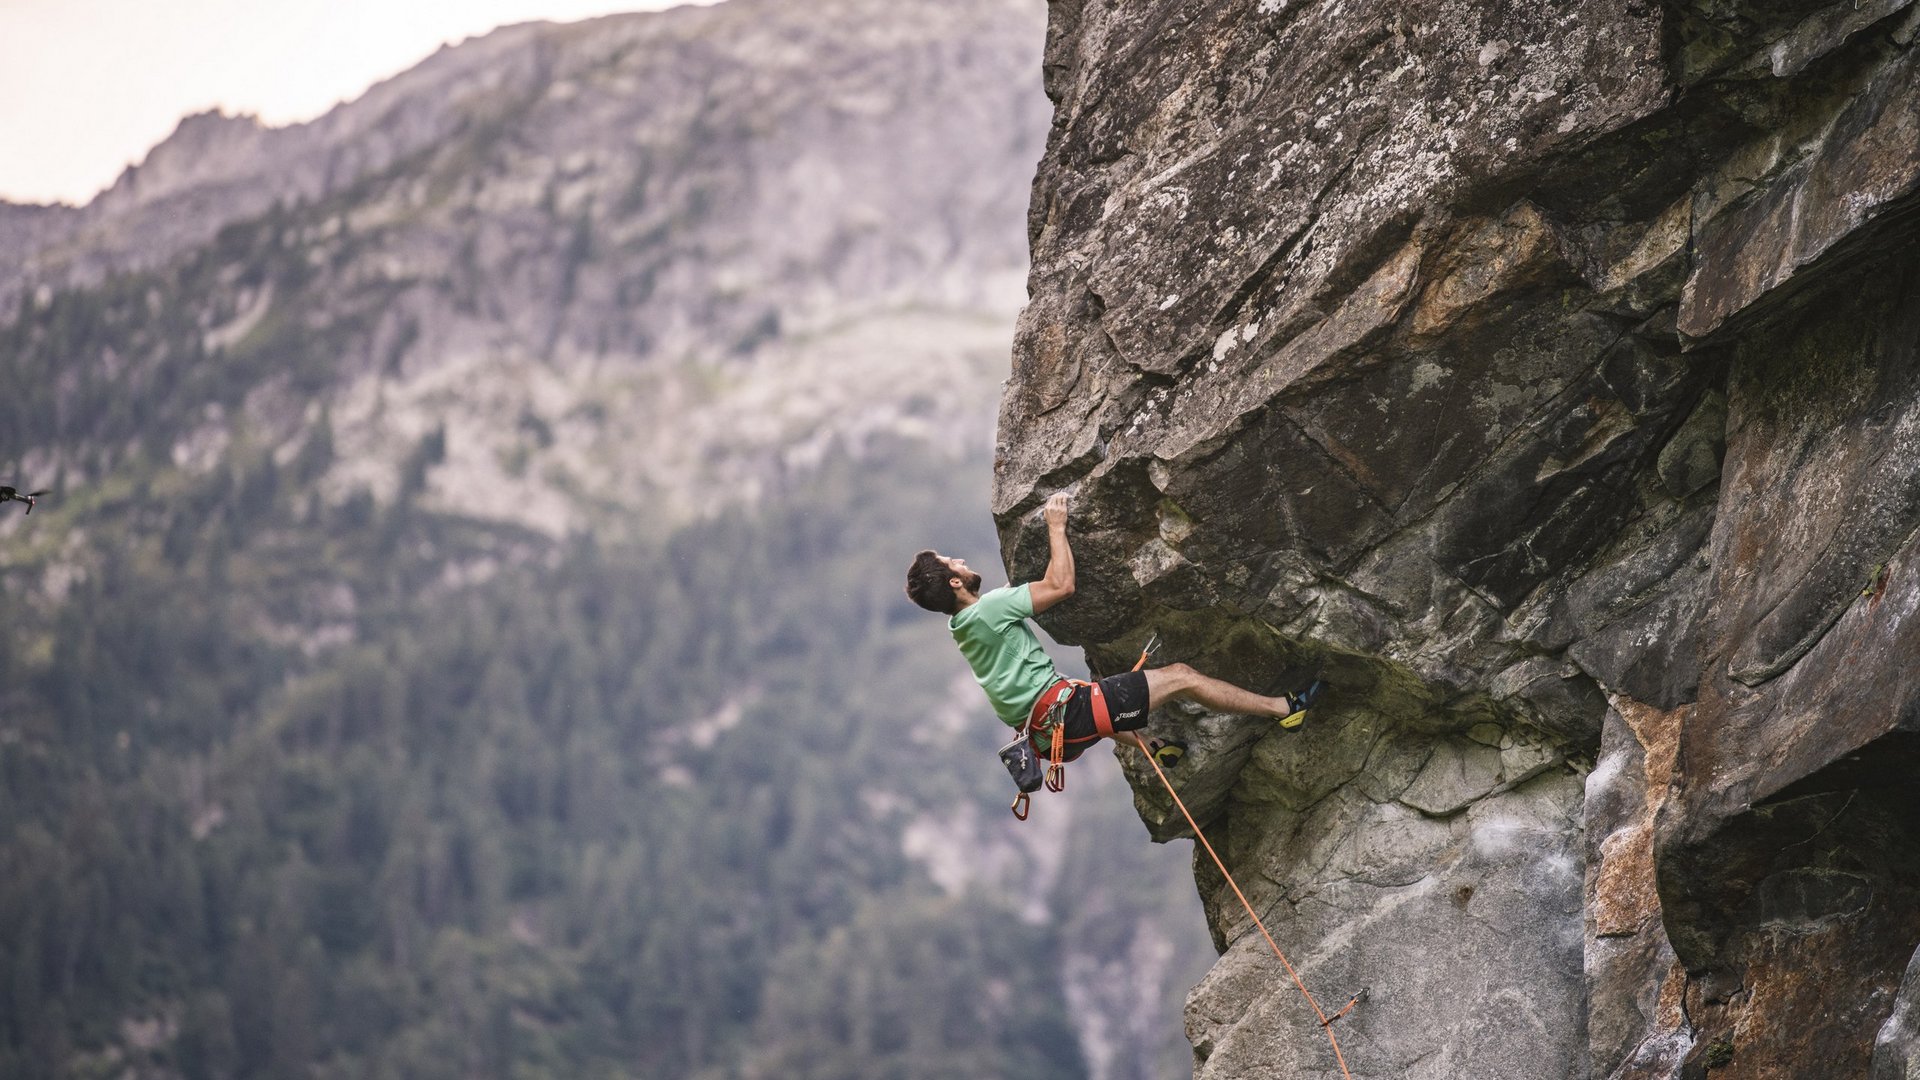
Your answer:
[905,550,960,615]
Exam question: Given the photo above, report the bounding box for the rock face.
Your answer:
[998,1,1920,1076]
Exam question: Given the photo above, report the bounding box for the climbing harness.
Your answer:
[1140,743,1362,1079]
[1003,634,1159,819]
[1004,676,1112,819]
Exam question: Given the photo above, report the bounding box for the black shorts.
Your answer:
[1052,670,1150,762]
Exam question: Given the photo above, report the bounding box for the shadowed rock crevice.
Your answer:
[1656,787,1920,1079]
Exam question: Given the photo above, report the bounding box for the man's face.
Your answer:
[944,555,983,596]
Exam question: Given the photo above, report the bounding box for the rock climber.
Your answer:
[904,491,1323,767]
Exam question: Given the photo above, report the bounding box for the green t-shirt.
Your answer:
[949,583,1059,728]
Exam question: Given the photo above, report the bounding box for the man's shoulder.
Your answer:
[979,583,1030,613]
[952,584,1031,632]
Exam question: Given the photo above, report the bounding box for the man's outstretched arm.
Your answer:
[1028,492,1075,614]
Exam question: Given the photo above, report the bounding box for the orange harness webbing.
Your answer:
[1013,642,1153,813]
[1030,678,1110,793]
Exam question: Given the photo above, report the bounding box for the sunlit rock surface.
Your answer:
[998,1,1920,1075]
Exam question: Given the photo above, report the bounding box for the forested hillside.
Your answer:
[0,1,1213,1077]
[2,438,1205,1079]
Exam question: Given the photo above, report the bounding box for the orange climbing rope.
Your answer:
[1139,744,1359,1080]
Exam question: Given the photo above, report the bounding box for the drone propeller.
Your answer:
[2,488,51,514]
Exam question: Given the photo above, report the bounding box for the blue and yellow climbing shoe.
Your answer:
[1149,738,1187,768]
[1278,679,1325,730]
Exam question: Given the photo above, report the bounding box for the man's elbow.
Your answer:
[1031,578,1074,613]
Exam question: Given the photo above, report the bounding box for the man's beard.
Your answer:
[961,570,983,594]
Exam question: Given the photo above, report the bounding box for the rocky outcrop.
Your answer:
[999,1,1920,1075]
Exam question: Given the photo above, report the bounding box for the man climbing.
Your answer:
[904,491,1323,767]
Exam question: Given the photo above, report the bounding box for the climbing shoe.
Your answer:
[1149,738,1187,768]
[1278,679,1326,730]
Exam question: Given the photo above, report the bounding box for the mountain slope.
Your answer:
[5,0,1045,534]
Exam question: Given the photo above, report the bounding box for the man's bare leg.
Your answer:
[1143,663,1295,720]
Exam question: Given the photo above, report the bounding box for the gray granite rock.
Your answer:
[1873,947,1920,1079]
[1000,0,1920,1074]
[1186,765,1588,1080]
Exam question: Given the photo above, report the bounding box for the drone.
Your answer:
[0,487,48,514]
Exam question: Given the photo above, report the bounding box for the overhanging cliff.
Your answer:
[996,2,1920,1076]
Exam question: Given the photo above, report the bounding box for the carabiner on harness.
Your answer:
[1042,689,1069,793]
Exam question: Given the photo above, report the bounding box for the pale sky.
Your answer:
[0,0,724,206]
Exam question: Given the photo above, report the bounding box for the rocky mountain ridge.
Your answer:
[4,0,1046,536]
[0,19,555,306]
[999,1,1920,1076]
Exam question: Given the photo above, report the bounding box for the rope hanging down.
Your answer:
[1139,745,1360,1079]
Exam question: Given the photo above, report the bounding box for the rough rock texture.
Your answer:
[998,1,1920,1075]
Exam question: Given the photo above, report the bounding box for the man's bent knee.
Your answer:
[1145,663,1197,706]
